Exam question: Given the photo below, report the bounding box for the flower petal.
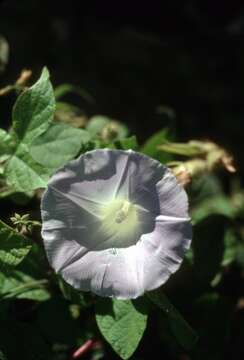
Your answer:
[60,246,143,299]
[156,169,189,218]
[137,217,192,292]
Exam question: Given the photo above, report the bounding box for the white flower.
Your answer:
[41,149,192,299]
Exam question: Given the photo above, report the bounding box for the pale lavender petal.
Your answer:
[60,246,143,299]
[156,169,189,218]
[137,216,192,292]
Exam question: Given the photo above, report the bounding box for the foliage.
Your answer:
[0,65,243,360]
[96,298,148,359]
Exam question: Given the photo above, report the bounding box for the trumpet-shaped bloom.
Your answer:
[41,149,192,299]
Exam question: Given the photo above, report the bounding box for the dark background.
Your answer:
[1,0,244,177]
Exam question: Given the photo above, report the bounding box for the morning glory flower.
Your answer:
[41,149,192,299]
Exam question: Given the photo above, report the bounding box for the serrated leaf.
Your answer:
[5,147,49,192]
[3,68,56,192]
[95,298,147,359]
[0,220,31,269]
[147,289,198,350]
[30,123,91,169]
[12,67,55,145]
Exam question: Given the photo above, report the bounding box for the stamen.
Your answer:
[115,200,132,223]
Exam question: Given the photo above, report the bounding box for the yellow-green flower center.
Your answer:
[97,199,140,249]
[114,200,132,224]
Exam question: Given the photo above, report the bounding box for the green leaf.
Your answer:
[0,219,31,269]
[5,146,49,192]
[189,174,223,205]
[147,289,198,350]
[86,116,110,136]
[4,68,56,192]
[12,67,55,145]
[0,270,50,301]
[0,129,14,161]
[191,196,234,225]
[141,128,173,163]
[95,298,147,359]
[114,136,139,150]
[30,123,91,169]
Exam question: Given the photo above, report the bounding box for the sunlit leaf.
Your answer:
[0,129,14,161]
[4,68,55,192]
[5,147,49,192]
[30,123,91,169]
[12,67,55,145]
